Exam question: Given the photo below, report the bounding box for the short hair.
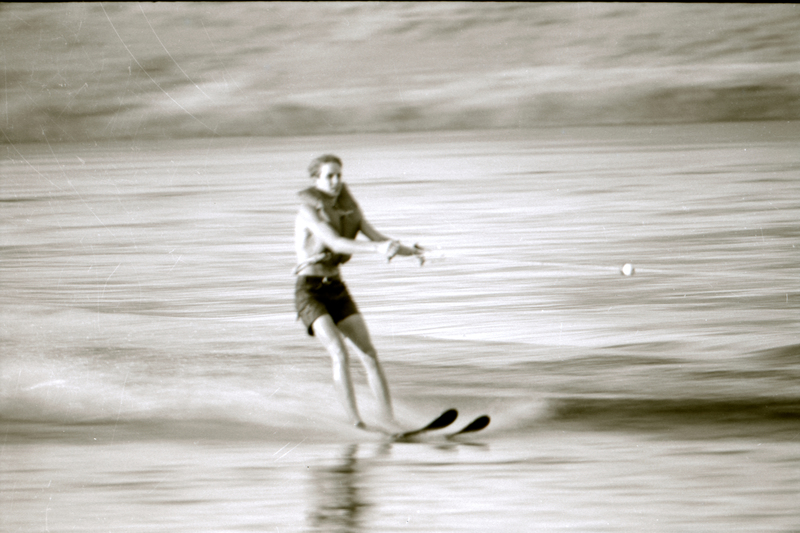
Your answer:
[308,154,342,178]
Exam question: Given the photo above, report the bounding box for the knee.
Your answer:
[312,317,349,359]
[327,347,350,382]
[316,335,350,372]
[326,341,349,365]
[357,348,379,367]
[359,341,377,358]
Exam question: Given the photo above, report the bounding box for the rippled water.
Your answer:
[2,123,799,532]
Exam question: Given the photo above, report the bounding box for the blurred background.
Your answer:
[2,2,799,143]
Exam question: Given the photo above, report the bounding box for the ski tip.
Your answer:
[459,415,490,434]
[427,408,458,430]
[393,408,459,440]
[447,415,491,439]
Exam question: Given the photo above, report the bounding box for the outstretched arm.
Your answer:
[360,217,425,263]
[299,204,395,257]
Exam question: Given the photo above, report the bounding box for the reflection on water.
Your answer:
[308,444,369,533]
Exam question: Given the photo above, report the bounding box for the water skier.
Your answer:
[293,154,424,431]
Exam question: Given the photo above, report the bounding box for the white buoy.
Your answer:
[621,263,635,276]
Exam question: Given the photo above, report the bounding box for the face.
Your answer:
[314,162,342,196]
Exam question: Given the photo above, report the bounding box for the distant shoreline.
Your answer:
[3,3,799,143]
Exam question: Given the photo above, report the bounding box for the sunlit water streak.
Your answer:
[1,123,799,532]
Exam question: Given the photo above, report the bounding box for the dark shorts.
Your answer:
[295,276,359,336]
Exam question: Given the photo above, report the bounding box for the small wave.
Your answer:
[536,395,800,439]
[749,343,800,365]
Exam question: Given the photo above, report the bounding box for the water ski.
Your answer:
[392,408,458,440]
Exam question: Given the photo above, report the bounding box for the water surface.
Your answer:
[2,123,799,532]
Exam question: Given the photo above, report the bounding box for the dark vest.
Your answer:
[298,184,363,267]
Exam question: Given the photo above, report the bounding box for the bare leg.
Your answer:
[311,314,363,427]
[336,313,397,427]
